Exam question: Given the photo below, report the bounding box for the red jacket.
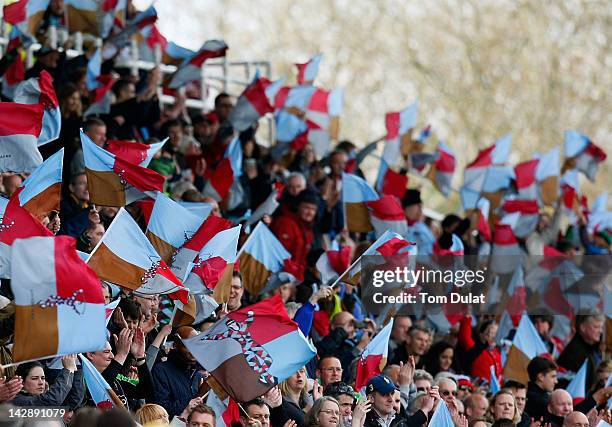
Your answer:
[458,316,503,383]
[270,211,314,277]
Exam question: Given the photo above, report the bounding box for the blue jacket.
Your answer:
[151,351,204,418]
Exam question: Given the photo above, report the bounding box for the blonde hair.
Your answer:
[136,404,170,425]
[279,367,309,406]
[490,389,520,425]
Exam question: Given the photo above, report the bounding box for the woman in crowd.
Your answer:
[280,366,314,425]
[305,396,342,427]
[136,403,170,425]
[422,341,457,377]
[489,390,520,426]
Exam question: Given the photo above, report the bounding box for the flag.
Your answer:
[3,0,48,43]
[105,5,157,49]
[11,147,62,220]
[503,314,548,384]
[182,294,317,402]
[65,0,101,35]
[84,74,115,117]
[342,172,379,233]
[87,208,188,302]
[173,293,219,328]
[315,241,351,285]
[355,320,393,390]
[170,215,233,282]
[385,101,418,161]
[0,28,26,99]
[79,354,121,409]
[566,360,587,405]
[161,42,195,65]
[0,101,44,172]
[202,135,242,202]
[536,147,560,205]
[105,138,166,167]
[177,201,215,218]
[367,195,408,239]
[375,158,408,200]
[295,53,322,85]
[185,225,241,305]
[433,233,464,256]
[81,130,164,206]
[429,400,454,427]
[145,193,205,264]
[10,236,106,362]
[427,141,456,197]
[100,0,127,38]
[500,199,539,238]
[564,130,607,182]
[168,40,228,89]
[273,85,316,145]
[245,190,280,227]
[206,390,241,427]
[506,266,526,326]
[13,70,61,146]
[476,197,492,242]
[105,298,120,326]
[0,196,53,278]
[490,213,522,274]
[490,365,500,393]
[303,87,343,159]
[229,73,284,132]
[238,222,291,296]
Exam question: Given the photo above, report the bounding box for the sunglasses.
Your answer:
[441,390,458,397]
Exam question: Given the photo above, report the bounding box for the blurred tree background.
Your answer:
[141,0,611,211]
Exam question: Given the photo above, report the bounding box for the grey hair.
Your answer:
[413,369,434,384]
[288,172,306,185]
[305,396,340,427]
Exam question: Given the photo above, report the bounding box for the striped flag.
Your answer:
[170,215,233,282]
[566,360,587,405]
[500,199,539,238]
[273,85,315,145]
[145,193,205,264]
[105,298,120,325]
[385,101,418,160]
[476,197,492,242]
[182,294,316,402]
[367,195,408,238]
[355,320,393,390]
[490,213,522,274]
[105,138,166,167]
[83,49,116,116]
[427,141,456,197]
[0,101,44,172]
[506,266,526,326]
[295,53,322,85]
[202,135,242,202]
[168,40,228,89]
[229,73,284,132]
[2,0,48,44]
[564,130,607,182]
[0,196,53,278]
[87,208,188,302]
[65,0,100,34]
[342,172,379,233]
[206,390,241,427]
[503,314,548,384]
[11,147,63,220]
[238,222,291,296]
[161,42,196,65]
[304,87,343,159]
[184,225,241,304]
[13,70,61,146]
[536,147,560,205]
[79,354,121,409]
[10,235,106,362]
[81,130,164,206]
[100,0,127,38]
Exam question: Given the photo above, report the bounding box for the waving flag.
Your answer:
[79,354,122,409]
[182,294,316,402]
[177,201,214,219]
[343,172,379,233]
[185,225,241,304]
[2,0,48,44]
[0,101,44,172]
[429,400,454,427]
[65,0,101,35]
[87,209,188,302]
[146,193,205,264]
[355,320,393,390]
[11,148,63,220]
[83,49,116,116]
[0,28,26,100]
[505,266,526,326]
[105,138,166,167]
[10,236,106,362]
[304,87,343,159]
[503,314,548,384]
[564,130,607,182]
[105,5,157,49]
[490,365,501,393]
[202,135,242,202]
[13,71,60,146]
[315,241,351,285]
[207,390,241,427]
[490,213,522,274]
[274,85,315,144]
[229,74,284,132]
[161,42,196,65]
[296,53,322,85]
[0,196,52,278]
[173,293,219,328]
[428,142,456,197]
[105,298,120,326]
[515,147,560,204]
[81,130,164,206]
[476,197,492,242]
[500,199,539,238]
[367,195,408,238]
[168,40,228,89]
[238,222,291,296]
[376,158,408,199]
[100,0,127,38]
[566,360,587,405]
[385,101,418,161]
[170,215,233,282]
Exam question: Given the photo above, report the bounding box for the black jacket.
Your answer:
[11,369,74,407]
[315,328,360,383]
[557,334,601,392]
[525,382,550,421]
[364,408,428,427]
[100,359,154,411]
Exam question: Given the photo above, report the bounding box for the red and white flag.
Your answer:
[428,141,456,197]
[202,136,242,202]
[367,195,408,238]
[490,213,522,274]
[0,28,26,100]
[500,199,539,238]
[11,147,63,221]
[315,241,351,285]
[87,208,188,302]
[105,138,166,167]
[564,130,607,182]
[295,53,322,85]
[376,158,408,200]
[10,235,106,362]
[206,389,241,427]
[168,40,228,89]
[2,0,47,44]
[229,73,284,132]
[0,101,44,172]
[303,87,343,159]
[81,130,164,206]
[355,320,393,390]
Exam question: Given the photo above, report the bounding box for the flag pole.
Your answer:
[327,253,364,289]
[236,222,262,258]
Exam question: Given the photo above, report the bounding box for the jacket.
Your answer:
[151,351,204,419]
[457,316,502,382]
[270,211,314,275]
[315,328,360,383]
[525,382,550,421]
[100,359,154,411]
[363,408,428,427]
[11,368,74,407]
[557,333,601,391]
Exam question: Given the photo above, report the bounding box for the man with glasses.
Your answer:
[436,377,458,406]
[317,356,343,387]
[324,382,356,426]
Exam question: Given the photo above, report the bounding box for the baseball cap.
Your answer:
[366,375,398,395]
